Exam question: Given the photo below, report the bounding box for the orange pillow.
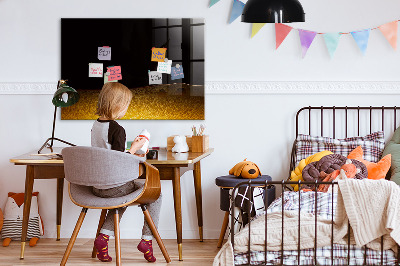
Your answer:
[347,146,391,180]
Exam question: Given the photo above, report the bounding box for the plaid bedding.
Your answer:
[234,191,397,265]
[294,131,385,166]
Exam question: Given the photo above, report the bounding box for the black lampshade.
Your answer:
[241,0,305,23]
[52,83,79,108]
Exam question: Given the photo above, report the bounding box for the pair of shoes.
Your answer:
[94,233,112,262]
[137,239,156,262]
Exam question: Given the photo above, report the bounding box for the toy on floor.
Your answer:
[1,192,44,247]
[229,159,261,179]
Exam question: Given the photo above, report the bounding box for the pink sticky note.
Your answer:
[107,66,122,81]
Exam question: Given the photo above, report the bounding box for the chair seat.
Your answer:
[70,180,145,208]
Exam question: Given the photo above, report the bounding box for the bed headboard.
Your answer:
[290,106,400,179]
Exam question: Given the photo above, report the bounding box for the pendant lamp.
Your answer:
[241,0,305,23]
[38,80,80,154]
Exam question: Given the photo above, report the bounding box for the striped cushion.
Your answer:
[1,217,41,240]
[295,131,385,167]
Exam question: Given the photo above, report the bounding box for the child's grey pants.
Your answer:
[92,179,162,240]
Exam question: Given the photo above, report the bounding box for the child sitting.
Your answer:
[91,82,162,263]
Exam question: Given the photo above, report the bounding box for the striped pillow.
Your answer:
[1,217,41,240]
[294,131,385,166]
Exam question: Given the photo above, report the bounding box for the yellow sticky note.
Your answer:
[151,47,167,62]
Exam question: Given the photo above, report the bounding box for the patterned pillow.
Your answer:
[294,131,385,166]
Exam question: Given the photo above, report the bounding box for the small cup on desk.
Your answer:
[191,135,209,153]
[146,150,158,160]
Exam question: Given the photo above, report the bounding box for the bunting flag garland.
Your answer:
[298,29,317,58]
[207,4,400,57]
[209,0,220,7]
[229,0,245,24]
[251,23,266,38]
[378,21,398,50]
[275,23,293,49]
[351,29,370,55]
[323,33,341,58]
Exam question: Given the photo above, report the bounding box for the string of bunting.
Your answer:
[209,0,399,58]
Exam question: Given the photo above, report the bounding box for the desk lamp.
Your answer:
[38,80,79,154]
[241,0,305,23]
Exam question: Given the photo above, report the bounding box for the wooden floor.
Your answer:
[0,239,221,265]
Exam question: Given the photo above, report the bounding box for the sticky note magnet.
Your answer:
[151,47,167,62]
[98,46,111,60]
[107,66,122,81]
[157,60,172,74]
[171,65,184,80]
[89,63,103,77]
[149,71,162,85]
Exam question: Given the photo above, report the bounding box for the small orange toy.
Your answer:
[229,159,261,179]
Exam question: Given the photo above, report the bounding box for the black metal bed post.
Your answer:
[331,182,334,265]
[247,180,252,264]
[264,180,268,266]
[298,180,301,266]
[281,181,285,266]
[314,180,318,266]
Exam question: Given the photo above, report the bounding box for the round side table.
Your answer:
[215,175,275,248]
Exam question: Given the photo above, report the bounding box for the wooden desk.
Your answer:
[10,147,213,261]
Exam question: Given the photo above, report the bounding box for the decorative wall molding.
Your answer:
[205,81,400,94]
[1,81,400,95]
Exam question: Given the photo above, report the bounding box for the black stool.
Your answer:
[215,175,275,248]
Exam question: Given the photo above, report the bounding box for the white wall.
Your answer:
[1,0,400,240]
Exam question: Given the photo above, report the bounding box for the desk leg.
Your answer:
[56,178,64,241]
[193,161,203,242]
[172,167,183,261]
[20,165,35,259]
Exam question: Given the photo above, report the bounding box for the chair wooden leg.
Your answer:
[91,209,108,258]
[217,211,230,248]
[60,208,88,266]
[141,205,171,263]
[114,210,121,266]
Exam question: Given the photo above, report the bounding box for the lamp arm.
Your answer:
[50,105,57,148]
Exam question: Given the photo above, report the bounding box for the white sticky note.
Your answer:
[157,60,172,74]
[149,71,162,85]
[89,63,103,77]
[98,46,111,60]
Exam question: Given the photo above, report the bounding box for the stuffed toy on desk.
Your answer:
[229,159,261,179]
[1,192,44,247]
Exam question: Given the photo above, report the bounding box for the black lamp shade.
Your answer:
[52,83,79,108]
[242,0,305,23]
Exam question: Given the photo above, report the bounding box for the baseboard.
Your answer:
[1,81,400,95]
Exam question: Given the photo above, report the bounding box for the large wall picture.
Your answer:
[61,18,205,120]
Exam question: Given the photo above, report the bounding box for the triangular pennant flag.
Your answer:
[229,0,245,24]
[298,29,317,58]
[378,21,397,50]
[351,29,370,55]
[323,33,341,58]
[251,23,266,38]
[209,0,220,7]
[275,23,293,49]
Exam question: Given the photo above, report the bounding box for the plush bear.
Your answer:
[229,159,261,179]
[1,192,44,247]
[172,135,189,153]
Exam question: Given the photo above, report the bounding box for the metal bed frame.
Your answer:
[230,106,400,266]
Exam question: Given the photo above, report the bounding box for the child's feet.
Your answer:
[137,239,156,262]
[94,233,112,262]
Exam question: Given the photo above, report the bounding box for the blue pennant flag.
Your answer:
[229,0,245,24]
[351,29,371,55]
[323,33,341,58]
[209,0,221,7]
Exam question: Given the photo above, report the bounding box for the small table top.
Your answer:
[215,175,272,188]
[10,147,214,166]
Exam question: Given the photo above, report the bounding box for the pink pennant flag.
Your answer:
[298,29,317,58]
[378,21,398,50]
[275,23,293,49]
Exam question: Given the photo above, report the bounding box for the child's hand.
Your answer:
[128,137,147,155]
[134,149,149,157]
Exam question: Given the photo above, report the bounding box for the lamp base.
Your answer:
[38,137,76,154]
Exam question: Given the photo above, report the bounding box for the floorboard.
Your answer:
[0,239,222,265]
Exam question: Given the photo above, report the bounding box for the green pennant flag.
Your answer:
[209,0,220,7]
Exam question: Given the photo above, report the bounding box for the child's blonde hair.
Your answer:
[96,82,133,120]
